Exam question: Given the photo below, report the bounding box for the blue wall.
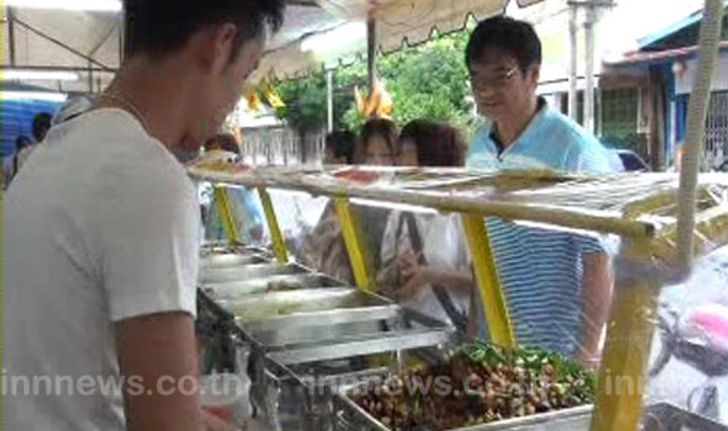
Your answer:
[1,99,61,157]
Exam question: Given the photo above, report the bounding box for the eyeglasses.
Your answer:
[469,65,519,92]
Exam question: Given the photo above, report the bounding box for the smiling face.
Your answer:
[469,46,540,124]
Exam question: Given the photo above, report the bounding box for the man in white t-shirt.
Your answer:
[5,1,284,430]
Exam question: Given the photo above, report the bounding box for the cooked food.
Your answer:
[351,343,595,431]
[334,168,382,184]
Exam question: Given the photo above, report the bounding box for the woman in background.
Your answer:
[379,120,474,332]
[299,118,400,284]
[358,118,400,165]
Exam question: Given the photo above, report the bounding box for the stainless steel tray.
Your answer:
[642,403,728,431]
[216,288,400,332]
[201,241,271,257]
[202,273,347,299]
[337,382,593,431]
[261,325,459,431]
[201,263,308,284]
[201,253,270,269]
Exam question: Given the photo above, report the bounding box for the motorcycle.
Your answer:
[650,303,728,421]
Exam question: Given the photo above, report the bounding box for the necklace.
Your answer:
[99,92,152,136]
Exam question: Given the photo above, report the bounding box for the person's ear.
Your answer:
[211,23,238,75]
[529,65,541,91]
[194,23,238,75]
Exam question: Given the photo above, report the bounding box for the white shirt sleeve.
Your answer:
[97,161,200,323]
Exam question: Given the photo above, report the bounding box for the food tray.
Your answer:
[334,341,596,431]
[200,241,271,257]
[201,253,270,269]
[260,318,458,431]
[201,273,347,299]
[642,403,728,431]
[200,263,308,284]
[337,386,592,431]
[215,288,400,332]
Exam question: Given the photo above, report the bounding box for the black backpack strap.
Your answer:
[401,213,468,332]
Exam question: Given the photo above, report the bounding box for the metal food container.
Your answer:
[642,403,728,431]
[261,319,458,431]
[336,390,592,431]
[202,273,347,299]
[330,335,597,431]
[217,288,401,332]
[201,262,308,284]
[201,241,271,257]
[201,253,270,269]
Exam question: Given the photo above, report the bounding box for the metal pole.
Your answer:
[461,214,515,348]
[367,17,377,93]
[677,0,724,272]
[258,187,289,263]
[568,5,578,120]
[327,69,334,133]
[590,244,662,431]
[584,2,596,132]
[8,7,16,66]
[334,197,374,292]
[88,61,93,93]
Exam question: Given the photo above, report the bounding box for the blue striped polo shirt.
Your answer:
[468,101,614,356]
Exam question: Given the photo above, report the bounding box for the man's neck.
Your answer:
[494,96,540,147]
[102,55,193,151]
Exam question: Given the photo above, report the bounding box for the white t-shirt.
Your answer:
[380,212,470,326]
[5,109,200,430]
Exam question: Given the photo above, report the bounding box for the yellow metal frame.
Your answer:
[461,214,516,348]
[334,197,374,291]
[213,186,241,244]
[201,170,685,430]
[590,242,661,431]
[257,187,289,264]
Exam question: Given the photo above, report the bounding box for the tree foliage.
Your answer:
[274,30,477,138]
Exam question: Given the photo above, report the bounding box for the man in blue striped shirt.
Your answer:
[465,17,614,368]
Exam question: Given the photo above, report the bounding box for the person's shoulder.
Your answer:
[537,107,612,173]
[542,107,601,149]
[72,110,194,199]
[467,121,496,168]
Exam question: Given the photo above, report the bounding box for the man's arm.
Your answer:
[578,252,613,368]
[117,312,203,431]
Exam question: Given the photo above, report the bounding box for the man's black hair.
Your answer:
[124,0,285,58]
[32,112,52,142]
[465,16,542,74]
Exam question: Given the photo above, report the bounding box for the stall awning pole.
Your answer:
[367,17,377,92]
[568,5,578,120]
[584,2,596,133]
[590,243,661,431]
[8,7,16,66]
[327,69,334,133]
[677,0,725,273]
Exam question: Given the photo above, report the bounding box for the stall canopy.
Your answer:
[3,7,121,93]
[257,0,544,80]
[3,0,543,90]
